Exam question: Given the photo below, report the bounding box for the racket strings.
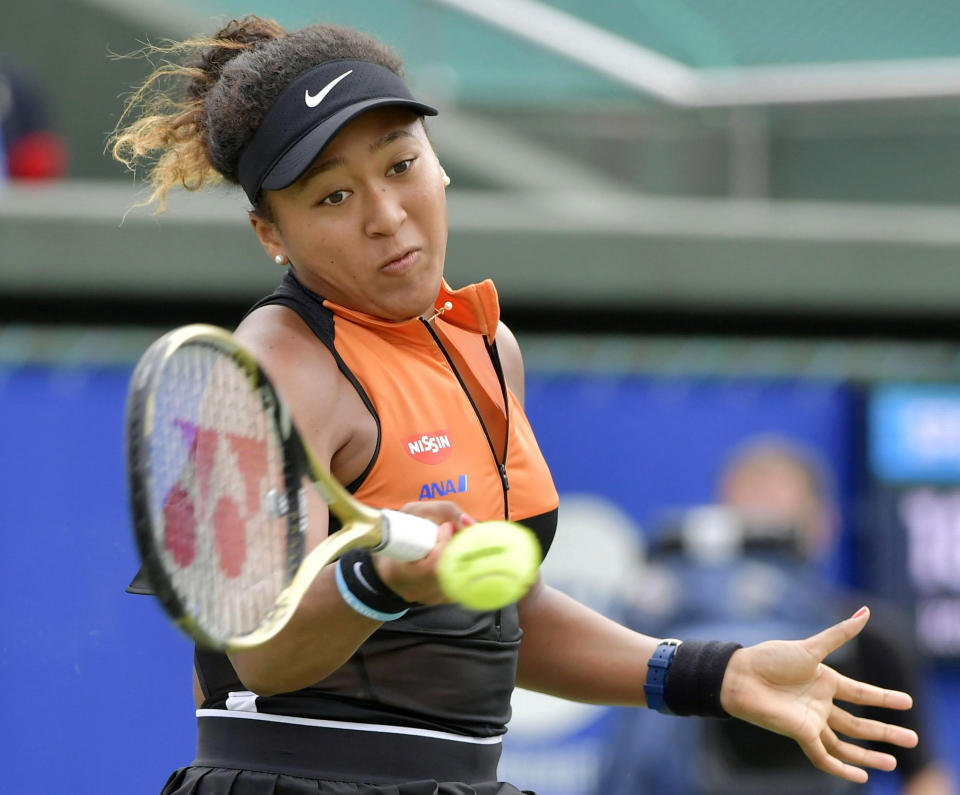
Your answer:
[147,344,288,639]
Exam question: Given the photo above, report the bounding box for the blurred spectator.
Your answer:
[0,59,67,180]
[594,435,956,795]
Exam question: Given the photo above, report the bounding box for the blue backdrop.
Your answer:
[0,364,955,793]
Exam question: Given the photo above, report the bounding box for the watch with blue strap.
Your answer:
[644,638,683,713]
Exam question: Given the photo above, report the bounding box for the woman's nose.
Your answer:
[363,186,407,237]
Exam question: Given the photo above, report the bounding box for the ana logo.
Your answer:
[419,475,468,501]
[403,430,452,464]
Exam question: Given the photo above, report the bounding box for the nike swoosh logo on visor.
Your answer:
[304,70,354,108]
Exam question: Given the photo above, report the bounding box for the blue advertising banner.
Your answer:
[1,364,955,794]
[869,384,960,483]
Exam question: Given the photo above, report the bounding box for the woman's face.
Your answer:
[253,107,449,320]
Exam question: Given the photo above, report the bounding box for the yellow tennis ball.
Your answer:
[437,521,542,611]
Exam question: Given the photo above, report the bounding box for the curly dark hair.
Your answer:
[109,15,404,215]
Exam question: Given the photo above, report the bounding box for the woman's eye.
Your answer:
[388,158,414,176]
[321,189,350,206]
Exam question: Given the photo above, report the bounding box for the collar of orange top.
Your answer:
[321,279,501,344]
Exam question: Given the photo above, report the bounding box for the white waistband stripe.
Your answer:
[196,709,504,745]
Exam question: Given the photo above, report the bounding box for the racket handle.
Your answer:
[377,510,439,561]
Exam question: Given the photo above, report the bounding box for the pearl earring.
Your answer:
[274,254,286,265]
[441,169,451,187]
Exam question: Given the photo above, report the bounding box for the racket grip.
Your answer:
[377,509,439,561]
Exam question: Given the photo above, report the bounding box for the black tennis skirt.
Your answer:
[161,768,531,794]
[158,712,534,795]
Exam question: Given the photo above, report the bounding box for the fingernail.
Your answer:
[460,513,477,527]
[852,606,868,619]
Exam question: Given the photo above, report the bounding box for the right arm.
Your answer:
[224,306,458,695]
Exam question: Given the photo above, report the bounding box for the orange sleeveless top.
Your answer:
[324,278,558,534]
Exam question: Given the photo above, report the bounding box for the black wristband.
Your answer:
[338,550,412,616]
[663,640,743,718]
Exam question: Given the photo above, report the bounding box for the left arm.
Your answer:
[499,322,657,704]
[516,577,656,705]
[495,321,524,407]
[517,583,918,783]
[497,321,917,783]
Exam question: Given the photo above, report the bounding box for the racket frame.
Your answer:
[126,324,397,651]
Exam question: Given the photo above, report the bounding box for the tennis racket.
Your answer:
[126,324,439,652]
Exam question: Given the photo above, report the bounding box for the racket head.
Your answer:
[126,324,309,649]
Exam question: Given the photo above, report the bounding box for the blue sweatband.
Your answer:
[335,550,410,622]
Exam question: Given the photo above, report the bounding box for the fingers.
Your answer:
[423,521,455,562]
[801,708,918,784]
[821,726,898,773]
[833,670,915,712]
[399,500,475,531]
[373,521,456,604]
[830,706,919,749]
[799,733,870,784]
[803,606,870,661]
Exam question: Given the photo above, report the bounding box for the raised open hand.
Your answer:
[719,606,919,783]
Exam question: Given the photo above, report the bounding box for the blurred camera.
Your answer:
[649,505,805,565]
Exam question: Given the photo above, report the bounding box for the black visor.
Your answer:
[237,60,438,204]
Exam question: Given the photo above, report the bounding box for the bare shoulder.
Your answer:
[495,320,525,406]
[236,304,329,366]
[234,305,349,461]
[235,305,340,396]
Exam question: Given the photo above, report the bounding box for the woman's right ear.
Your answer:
[249,212,284,263]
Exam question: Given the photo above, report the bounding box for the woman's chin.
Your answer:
[374,294,438,323]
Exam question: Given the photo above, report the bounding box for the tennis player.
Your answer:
[113,16,920,795]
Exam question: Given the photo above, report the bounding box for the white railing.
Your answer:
[430,0,960,106]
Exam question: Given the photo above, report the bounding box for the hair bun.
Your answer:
[188,15,286,99]
[110,15,403,213]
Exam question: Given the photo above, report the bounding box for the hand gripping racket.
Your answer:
[126,324,439,652]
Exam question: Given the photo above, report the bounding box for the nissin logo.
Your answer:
[404,430,452,464]
[419,475,468,501]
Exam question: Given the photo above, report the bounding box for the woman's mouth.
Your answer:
[380,248,420,275]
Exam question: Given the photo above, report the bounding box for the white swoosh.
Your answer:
[353,560,377,594]
[304,70,353,108]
